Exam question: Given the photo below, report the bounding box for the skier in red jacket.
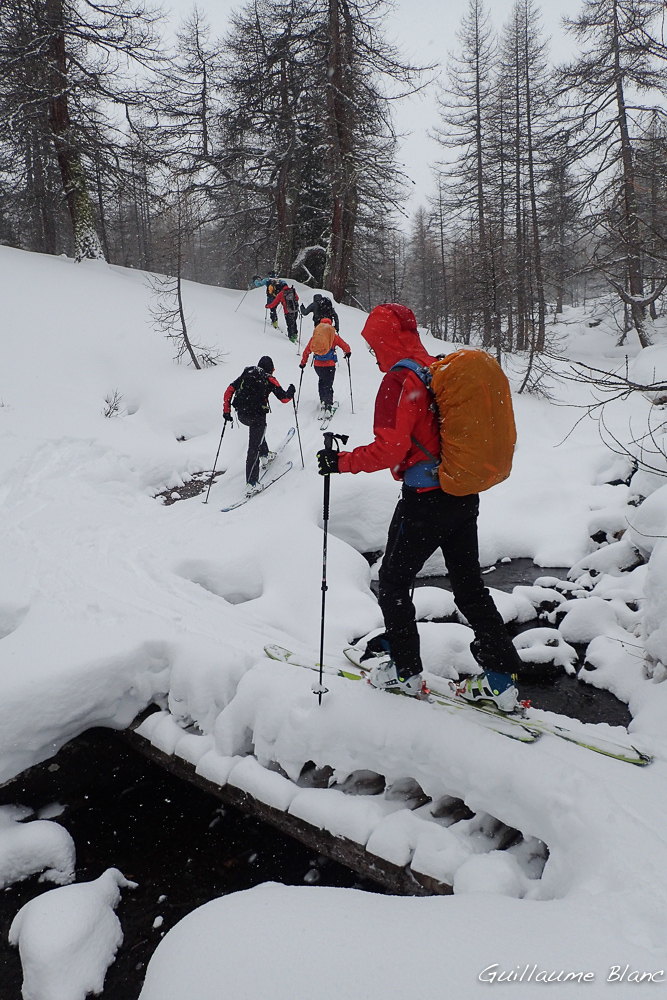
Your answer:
[316,303,523,710]
[224,356,295,496]
[266,285,300,342]
[300,318,351,415]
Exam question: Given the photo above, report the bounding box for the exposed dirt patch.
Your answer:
[154,470,224,506]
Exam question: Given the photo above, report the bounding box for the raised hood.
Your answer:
[360,304,434,373]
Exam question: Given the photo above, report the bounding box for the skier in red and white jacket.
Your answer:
[317,303,523,710]
[224,355,294,497]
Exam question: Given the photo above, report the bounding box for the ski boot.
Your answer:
[363,635,427,698]
[271,320,278,329]
[456,671,520,714]
[245,481,264,498]
[369,660,426,697]
[260,450,277,472]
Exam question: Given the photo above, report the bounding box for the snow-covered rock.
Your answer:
[453,850,529,898]
[513,628,578,673]
[568,538,644,581]
[0,807,75,889]
[9,868,136,1000]
[556,596,639,644]
[642,537,667,680]
[626,483,667,556]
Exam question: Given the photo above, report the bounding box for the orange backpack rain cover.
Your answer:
[430,349,516,496]
[310,321,336,356]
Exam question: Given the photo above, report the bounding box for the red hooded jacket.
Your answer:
[337,304,440,483]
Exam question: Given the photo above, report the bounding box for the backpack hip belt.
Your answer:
[314,348,337,363]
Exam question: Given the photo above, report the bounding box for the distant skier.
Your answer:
[224,356,295,496]
[266,284,300,342]
[300,319,351,416]
[252,274,285,328]
[300,293,339,332]
[316,303,523,710]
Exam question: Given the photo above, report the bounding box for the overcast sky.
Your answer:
[164,0,584,216]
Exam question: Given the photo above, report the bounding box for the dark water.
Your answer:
[0,730,381,1000]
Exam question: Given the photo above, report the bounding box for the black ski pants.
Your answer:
[286,311,298,340]
[378,488,522,678]
[238,413,268,485]
[316,366,336,407]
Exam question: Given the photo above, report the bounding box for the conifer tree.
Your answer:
[561,0,667,346]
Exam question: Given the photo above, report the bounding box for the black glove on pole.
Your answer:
[203,419,229,504]
[316,432,349,704]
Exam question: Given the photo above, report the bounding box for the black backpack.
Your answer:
[232,366,270,417]
[316,296,334,321]
[283,286,298,313]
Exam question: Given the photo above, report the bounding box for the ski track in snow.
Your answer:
[2,246,667,997]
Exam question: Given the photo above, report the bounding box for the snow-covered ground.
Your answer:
[2,245,667,998]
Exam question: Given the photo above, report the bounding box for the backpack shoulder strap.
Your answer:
[390,358,432,388]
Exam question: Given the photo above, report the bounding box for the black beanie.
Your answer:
[258,355,274,372]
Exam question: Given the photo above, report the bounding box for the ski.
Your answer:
[221,462,293,512]
[518,717,652,766]
[343,646,652,767]
[319,401,339,431]
[264,644,540,743]
[260,427,295,479]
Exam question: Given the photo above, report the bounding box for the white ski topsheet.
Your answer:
[1,245,667,999]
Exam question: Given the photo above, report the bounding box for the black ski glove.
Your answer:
[317,448,340,475]
[223,412,233,423]
[344,352,351,359]
[300,304,306,316]
[286,383,296,399]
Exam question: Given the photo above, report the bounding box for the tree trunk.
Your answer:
[323,0,358,303]
[612,0,651,347]
[513,26,527,351]
[473,3,492,347]
[45,0,104,261]
[274,52,300,276]
[523,11,546,351]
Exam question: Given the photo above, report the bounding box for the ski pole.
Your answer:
[234,286,251,314]
[346,356,354,414]
[203,420,228,504]
[293,397,304,469]
[297,312,303,356]
[296,364,305,411]
[315,432,348,704]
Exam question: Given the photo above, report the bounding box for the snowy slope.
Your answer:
[0,245,629,781]
[2,246,667,998]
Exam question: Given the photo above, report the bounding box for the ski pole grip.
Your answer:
[323,432,334,450]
